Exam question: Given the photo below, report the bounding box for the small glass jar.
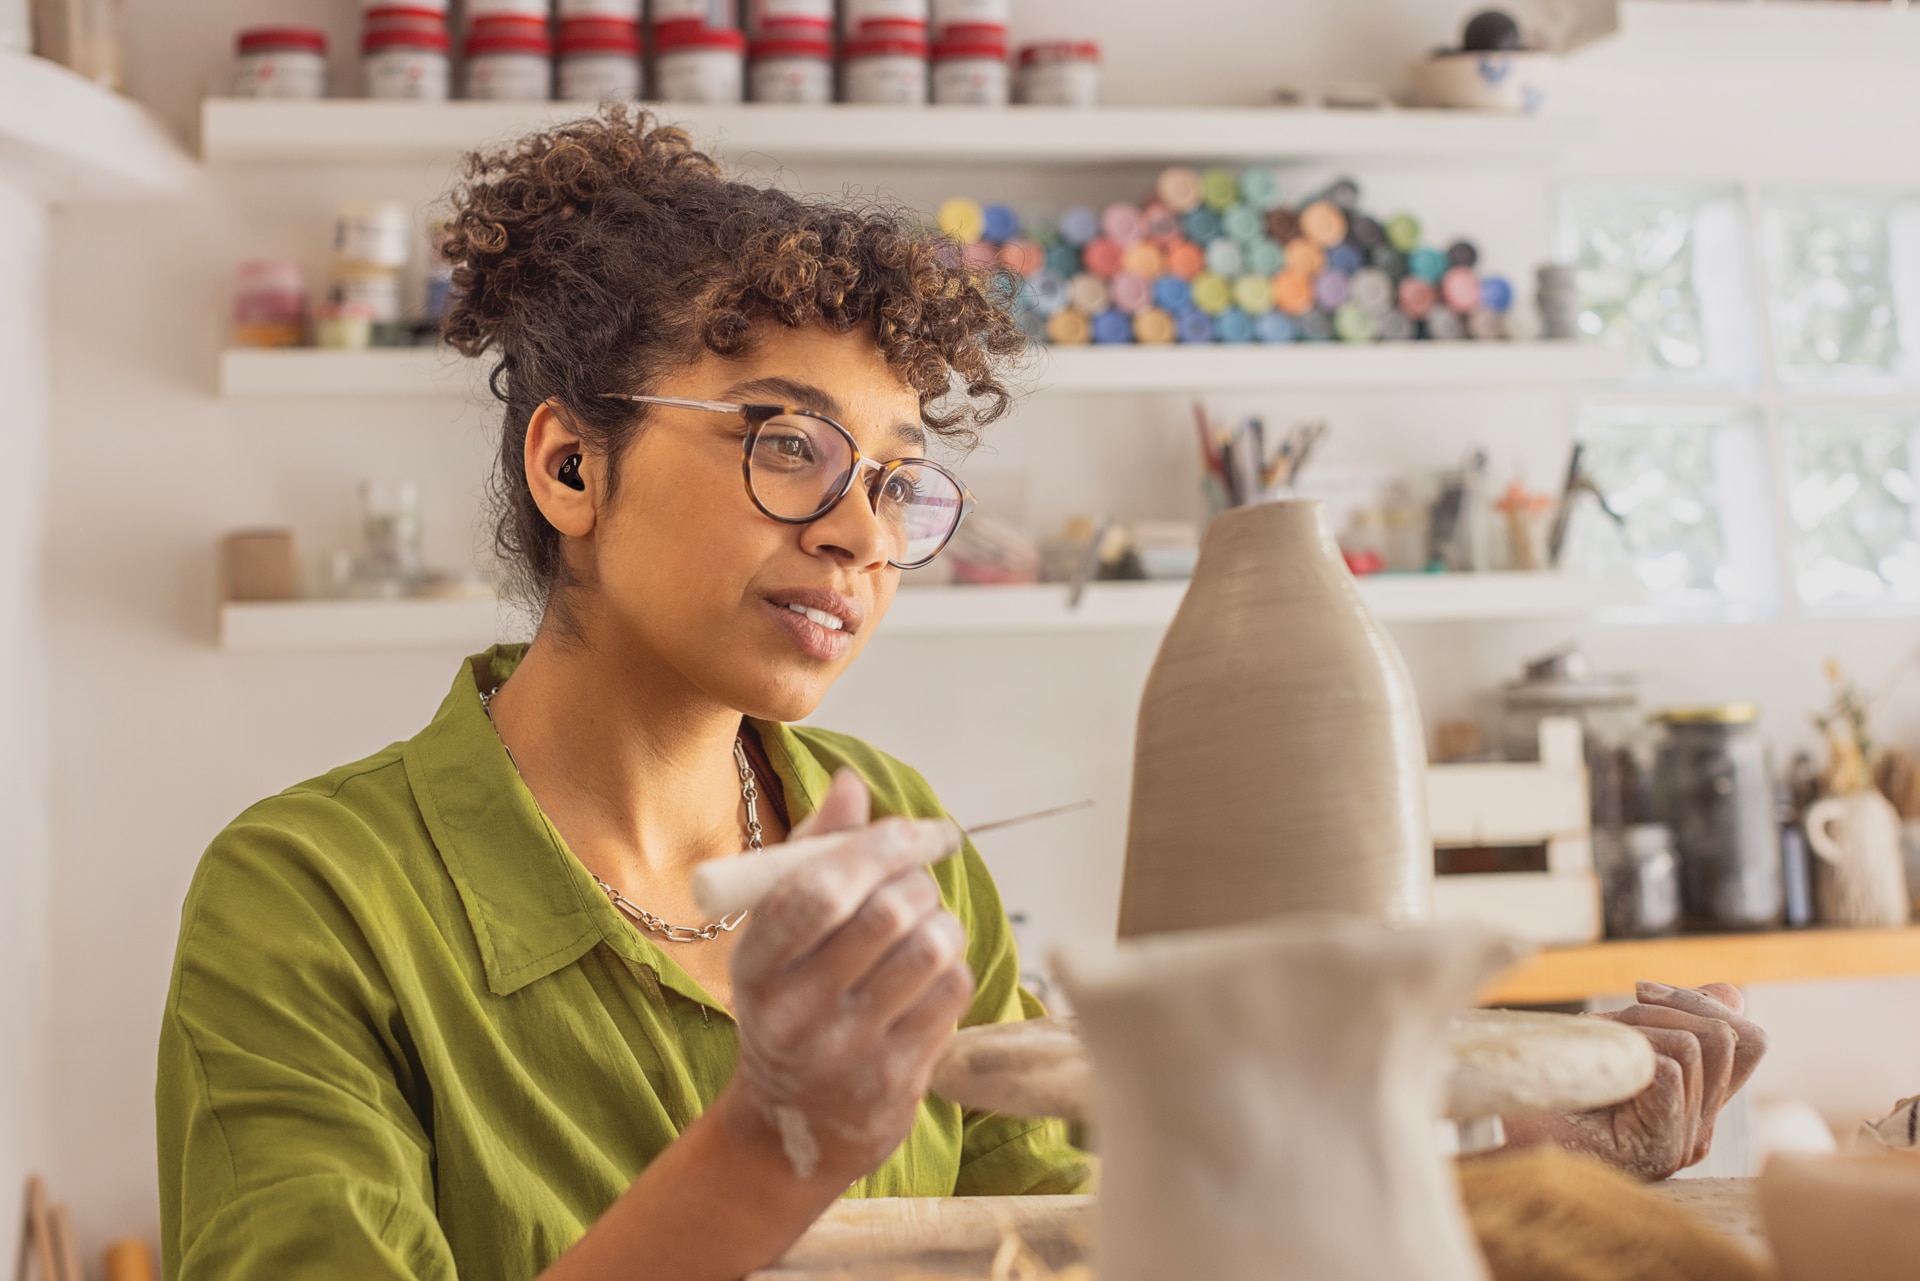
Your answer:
[234,27,329,99]
[463,28,554,99]
[748,34,832,103]
[654,23,745,101]
[1016,40,1100,107]
[843,35,927,104]
[363,26,451,99]
[931,35,1006,105]
[559,18,642,100]
[1653,705,1786,932]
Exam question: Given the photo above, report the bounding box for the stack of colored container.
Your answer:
[464,0,555,100]
[362,0,451,100]
[746,0,832,102]
[939,169,1517,346]
[652,0,747,101]
[557,0,643,101]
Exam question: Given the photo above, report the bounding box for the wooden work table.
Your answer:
[1479,926,1920,1005]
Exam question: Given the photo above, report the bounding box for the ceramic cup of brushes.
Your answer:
[1411,9,1558,114]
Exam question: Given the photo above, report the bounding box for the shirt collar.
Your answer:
[404,644,830,1000]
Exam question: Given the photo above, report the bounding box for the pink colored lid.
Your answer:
[932,37,1004,60]
[653,22,747,52]
[751,35,832,58]
[1018,40,1099,65]
[237,26,328,54]
[559,17,641,52]
[365,25,451,51]
[844,35,927,57]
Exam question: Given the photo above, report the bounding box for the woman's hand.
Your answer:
[726,768,976,1186]
[1507,981,1769,1180]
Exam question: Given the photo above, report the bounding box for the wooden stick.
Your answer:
[15,1178,57,1281]
[46,1208,80,1281]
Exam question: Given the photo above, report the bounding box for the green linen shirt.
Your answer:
[157,644,1089,1281]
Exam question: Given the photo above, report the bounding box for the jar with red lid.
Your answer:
[364,26,451,99]
[931,32,1005,105]
[842,0,926,37]
[749,34,831,103]
[559,18,642,100]
[746,0,830,38]
[464,23,554,99]
[843,34,927,104]
[1017,40,1100,106]
[654,23,745,102]
[234,27,328,99]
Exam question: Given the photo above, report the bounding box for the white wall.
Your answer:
[0,177,52,1273]
[34,0,1920,1260]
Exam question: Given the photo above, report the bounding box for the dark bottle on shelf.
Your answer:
[1778,753,1821,929]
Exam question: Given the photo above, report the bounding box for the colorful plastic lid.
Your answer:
[937,197,985,244]
[1133,307,1177,345]
[238,26,328,53]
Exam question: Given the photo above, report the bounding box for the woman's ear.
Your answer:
[525,400,596,538]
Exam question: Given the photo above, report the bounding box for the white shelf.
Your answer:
[218,576,1646,649]
[219,342,1627,400]
[0,51,194,202]
[1034,342,1627,392]
[200,99,1598,168]
[219,596,505,651]
[886,576,1648,633]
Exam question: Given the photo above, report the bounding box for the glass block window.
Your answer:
[1783,416,1920,611]
[1557,184,1760,387]
[1565,406,1779,619]
[1760,192,1920,384]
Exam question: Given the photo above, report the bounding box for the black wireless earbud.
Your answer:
[557,454,585,491]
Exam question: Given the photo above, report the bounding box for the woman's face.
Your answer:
[568,325,928,722]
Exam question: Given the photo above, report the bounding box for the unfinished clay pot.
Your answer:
[1056,917,1517,1281]
[1118,500,1431,937]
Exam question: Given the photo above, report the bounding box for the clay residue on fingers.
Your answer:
[770,1103,822,1179]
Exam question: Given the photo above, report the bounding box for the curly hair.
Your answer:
[439,105,1026,611]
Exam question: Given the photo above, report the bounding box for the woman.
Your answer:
[158,110,1764,1281]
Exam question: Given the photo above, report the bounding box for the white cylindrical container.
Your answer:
[931,34,1005,105]
[464,27,554,99]
[746,0,830,36]
[651,0,737,27]
[234,27,329,99]
[842,0,926,36]
[842,35,927,104]
[748,34,831,102]
[654,24,745,101]
[559,0,640,14]
[333,202,412,270]
[931,0,1006,34]
[1017,40,1099,106]
[559,19,642,99]
[363,27,451,99]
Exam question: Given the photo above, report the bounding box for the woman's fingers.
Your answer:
[847,909,970,1027]
[733,818,961,975]
[1636,981,1769,1094]
[800,868,947,993]
[885,953,977,1049]
[1611,1004,1736,1164]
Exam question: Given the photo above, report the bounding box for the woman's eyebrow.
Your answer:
[720,376,845,419]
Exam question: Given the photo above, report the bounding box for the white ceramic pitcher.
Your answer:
[1805,791,1911,929]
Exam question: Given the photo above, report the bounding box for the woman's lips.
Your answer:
[764,598,855,662]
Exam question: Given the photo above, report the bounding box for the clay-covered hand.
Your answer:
[726,768,975,1186]
[1560,981,1769,1180]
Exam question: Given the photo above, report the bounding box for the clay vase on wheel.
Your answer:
[1119,499,1432,936]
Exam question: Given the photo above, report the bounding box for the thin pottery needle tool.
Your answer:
[692,800,1095,917]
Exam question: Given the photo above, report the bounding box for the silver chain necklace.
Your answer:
[479,684,764,944]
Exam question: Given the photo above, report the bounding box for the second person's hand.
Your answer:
[725,768,976,1185]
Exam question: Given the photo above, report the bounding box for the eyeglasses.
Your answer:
[599,394,975,571]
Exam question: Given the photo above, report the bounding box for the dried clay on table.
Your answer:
[1118,499,1432,937]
